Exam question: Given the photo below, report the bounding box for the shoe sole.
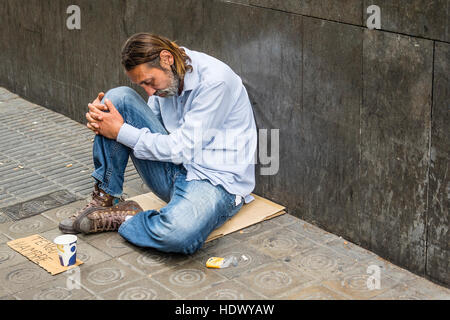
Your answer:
[58,224,80,234]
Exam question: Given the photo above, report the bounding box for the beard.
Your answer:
[154,69,180,98]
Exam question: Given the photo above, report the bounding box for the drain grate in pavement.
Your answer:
[0,190,80,221]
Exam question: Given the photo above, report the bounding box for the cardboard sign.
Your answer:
[129,193,286,243]
[7,234,83,275]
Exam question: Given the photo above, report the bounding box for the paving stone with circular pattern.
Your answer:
[370,283,434,300]
[14,277,92,300]
[99,278,177,300]
[247,227,317,259]
[285,244,360,281]
[322,237,379,261]
[321,267,399,300]
[285,285,349,300]
[229,219,279,241]
[0,284,11,298]
[86,232,136,258]
[236,262,317,299]
[186,279,267,300]
[118,248,192,276]
[0,233,11,245]
[150,260,228,298]
[40,200,89,224]
[270,213,299,227]
[1,262,54,294]
[286,220,341,244]
[0,215,57,239]
[0,244,28,270]
[79,259,145,294]
[71,242,112,267]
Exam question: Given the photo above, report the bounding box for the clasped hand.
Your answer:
[86,92,124,140]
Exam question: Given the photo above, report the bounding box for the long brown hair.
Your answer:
[121,33,192,78]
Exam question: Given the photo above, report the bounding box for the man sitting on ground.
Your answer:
[59,33,257,255]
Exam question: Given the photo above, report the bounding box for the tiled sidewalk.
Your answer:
[0,87,449,300]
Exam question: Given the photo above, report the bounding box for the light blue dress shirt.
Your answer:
[117,47,257,204]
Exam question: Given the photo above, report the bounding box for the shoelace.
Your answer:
[92,211,128,233]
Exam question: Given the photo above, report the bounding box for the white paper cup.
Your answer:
[54,235,78,267]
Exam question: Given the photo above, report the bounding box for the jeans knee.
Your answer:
[105,86,136,99]
[104,86,137,112]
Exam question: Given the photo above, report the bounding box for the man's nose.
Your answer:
[145,87,156,96]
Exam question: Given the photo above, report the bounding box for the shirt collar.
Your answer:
[180,47,199,94]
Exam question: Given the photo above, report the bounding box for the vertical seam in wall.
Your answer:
[424,41,436,277]
[301,15,304,115]
[359,27,364,245]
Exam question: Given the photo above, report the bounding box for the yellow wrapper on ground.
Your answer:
[206,257,225,268]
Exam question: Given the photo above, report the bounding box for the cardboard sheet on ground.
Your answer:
[7,234,83,275]
[129,193,286,242]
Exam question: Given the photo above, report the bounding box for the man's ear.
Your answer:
[159,50,174,68]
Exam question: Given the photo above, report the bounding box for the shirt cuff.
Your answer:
[116,123,141,149]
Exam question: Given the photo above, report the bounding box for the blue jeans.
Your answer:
[91,86,243,255]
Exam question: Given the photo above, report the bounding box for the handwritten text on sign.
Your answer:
[7,234,83,275]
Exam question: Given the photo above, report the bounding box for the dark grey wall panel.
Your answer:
[45,0,127,123]
[427,42,449,285]
[0,0,205,123]
[240,0,449,43]
[363,0,449,42]
[122,0,204,51]
[0,0,128,124]
[0,1,14,86]
[203,1,305,212]
[300,17,363,239]
[249,0,363,25]
[361,30,433,273]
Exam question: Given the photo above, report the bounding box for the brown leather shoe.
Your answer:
[58,184,124,234]
[76,200,143,234]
